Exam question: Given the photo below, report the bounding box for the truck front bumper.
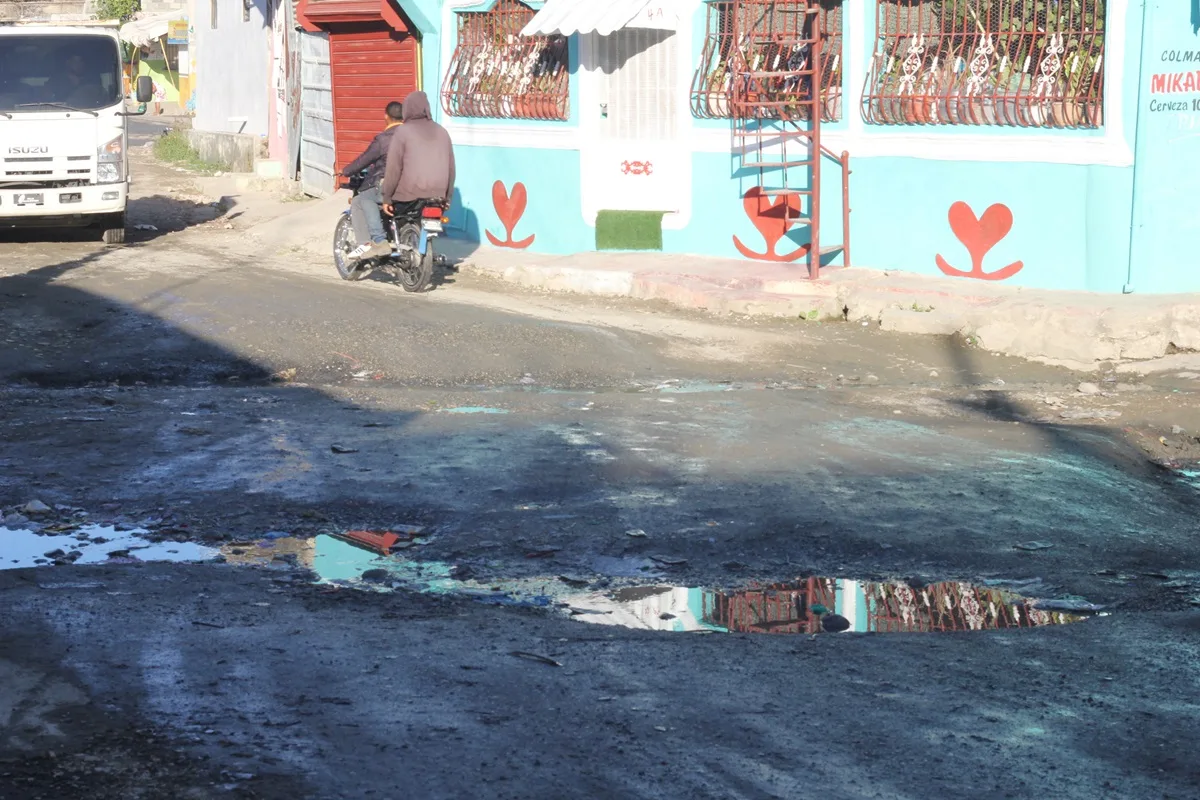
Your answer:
[0,182,127,226]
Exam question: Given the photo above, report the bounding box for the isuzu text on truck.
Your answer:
[0,21,152,243]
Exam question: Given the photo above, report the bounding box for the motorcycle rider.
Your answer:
[380,91,455,230]
[342,100,404,262]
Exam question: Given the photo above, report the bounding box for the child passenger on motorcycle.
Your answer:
[342,101,404,262]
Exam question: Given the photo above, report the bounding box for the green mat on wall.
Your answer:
[595,210,665,251]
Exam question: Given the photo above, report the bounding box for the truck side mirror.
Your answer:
[135,76,153,104]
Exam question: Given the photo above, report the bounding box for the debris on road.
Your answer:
[360,568,390,583]
[650,555,688,567]
[625,529,648,538]
[22,500,51,515]
[510,651,561,667]
[1031,597,1106,613]
[330,444,359,454]
[1060,409,1121,421]
[525,546,562,559]
[1014,541,1055,551]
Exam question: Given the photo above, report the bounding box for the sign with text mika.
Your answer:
[1130,0,1200,292]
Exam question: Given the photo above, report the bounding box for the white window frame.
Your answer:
[441,0,1132,168]
[440,0,578,148]
[689,0,1132,166]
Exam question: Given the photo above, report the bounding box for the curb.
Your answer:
[459,256,1200,372]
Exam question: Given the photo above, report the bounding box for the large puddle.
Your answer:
[1,526,1094,634]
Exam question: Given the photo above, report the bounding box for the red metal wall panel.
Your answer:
[328,22,418,176]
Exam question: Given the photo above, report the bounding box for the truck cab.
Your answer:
[0,22,152,244]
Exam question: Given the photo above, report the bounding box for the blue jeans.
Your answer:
[351,185,386,245]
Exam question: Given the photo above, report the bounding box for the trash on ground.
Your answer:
[1031,597,1106,613]
[1060,409,1121,420]
[625,529,648,538]
[330,444,359,454]
[650,555,688,566]
[1014,541,1055,551]
[525,546,562,559]
[510,651,561,667]
[441,406,510,415]
[22,500,51,515]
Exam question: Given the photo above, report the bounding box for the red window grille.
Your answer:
[691,0,844,122]
[701,578,837,634]
[865,581,1080,632]
[440,0,570,121]
[862,0,1106,128]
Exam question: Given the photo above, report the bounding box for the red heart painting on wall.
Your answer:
[485,181,535,249]
[732,187,810,263]
[935,201,1024,281]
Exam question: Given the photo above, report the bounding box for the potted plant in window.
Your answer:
[927,45,963,126]
[707,61,731,118]
[1051,49,1100,128]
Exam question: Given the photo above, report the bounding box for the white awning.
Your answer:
[520,0,681,37]
[118,13,173,47]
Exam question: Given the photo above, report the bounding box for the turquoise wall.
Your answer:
[411,0,1179,295]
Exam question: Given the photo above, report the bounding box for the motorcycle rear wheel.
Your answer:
[333,214,370,281]
[394,222,435,293]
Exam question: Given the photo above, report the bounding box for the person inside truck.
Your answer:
[50,50,110,108]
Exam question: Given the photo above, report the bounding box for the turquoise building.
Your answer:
[334,0,1197,293]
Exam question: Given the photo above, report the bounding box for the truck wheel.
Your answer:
[101,214,126,245]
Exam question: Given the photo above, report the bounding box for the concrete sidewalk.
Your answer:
[451,243,1200,371]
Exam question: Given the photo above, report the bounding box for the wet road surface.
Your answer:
[1,149,1199,799]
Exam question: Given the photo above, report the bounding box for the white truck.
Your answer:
[0,20,152,243]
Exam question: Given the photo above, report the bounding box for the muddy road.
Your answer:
[1,144,1199,799]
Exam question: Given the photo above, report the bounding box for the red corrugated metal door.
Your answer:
[328,22,418,175]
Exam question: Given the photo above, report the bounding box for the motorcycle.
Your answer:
[333,171,448,293]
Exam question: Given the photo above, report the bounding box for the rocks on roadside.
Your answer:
[22,500,52,515]
[1060,409,1121,421]
[1077,382,1101,395]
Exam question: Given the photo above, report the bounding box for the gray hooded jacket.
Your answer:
[380,91,456,204]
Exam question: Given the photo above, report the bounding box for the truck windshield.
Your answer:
[0,34,122,113]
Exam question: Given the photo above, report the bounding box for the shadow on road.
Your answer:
[0,243,1198,799]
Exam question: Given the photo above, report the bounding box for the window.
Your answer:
[440,0,570,121]
[0,34,122,114]
[691,0,844,122]
[210,0,218,29]
[862,0,1106,128]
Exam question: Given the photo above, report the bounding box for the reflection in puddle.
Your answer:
[259,535,1088,634]
[2,525,1090,634]
[0,525,219,568]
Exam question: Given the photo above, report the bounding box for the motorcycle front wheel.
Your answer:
[394,222,435,293]
[333,214,369,281]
